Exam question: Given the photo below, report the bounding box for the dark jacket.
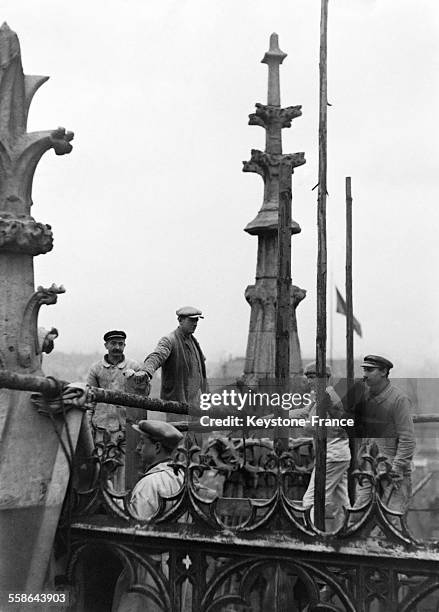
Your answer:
[143,327,207,405]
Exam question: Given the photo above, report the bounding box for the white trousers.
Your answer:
[302,460,350,530]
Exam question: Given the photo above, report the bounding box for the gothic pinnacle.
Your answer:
[261,33,287,106]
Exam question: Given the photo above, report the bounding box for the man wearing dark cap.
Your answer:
[136,307,207,409]
[87,331,149,488]
[354,354,415,514]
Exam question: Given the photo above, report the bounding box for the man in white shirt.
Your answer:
[129,420,184,519]
[290,363,351,530]
[112,421,183,612]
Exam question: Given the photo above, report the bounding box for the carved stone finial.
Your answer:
[0,25,72,372]
[261,33,287,106]
[0,23,74,255]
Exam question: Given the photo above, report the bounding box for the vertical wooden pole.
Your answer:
[125,407,147,489]
[345,177,354,384]
[345,176,357,504]
[314,0,329,531]
[329,268,334,368]
[275,159,292,450]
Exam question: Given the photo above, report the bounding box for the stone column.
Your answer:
[0,23,77,594]
[243,34,306,386]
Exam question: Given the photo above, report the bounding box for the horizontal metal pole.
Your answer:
[91,386,191,415]
[412,414,439,423]
[0,369,191,416]
[0,370,64,396]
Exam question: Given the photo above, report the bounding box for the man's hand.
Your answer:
[133,370,150,384]
[62,382,91,409]
[123,368,136,379]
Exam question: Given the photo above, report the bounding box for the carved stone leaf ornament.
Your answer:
[0,23,73,371]
[0,23,73,256]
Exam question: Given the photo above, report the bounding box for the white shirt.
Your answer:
[289,386,351,462]
[129,461,183,520]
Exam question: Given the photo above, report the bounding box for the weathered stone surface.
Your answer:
[17,284,65,370]
[261,33,286,106]
[249,103,302,129]
[0,24,73,229]
[244,282,306,384]
[0,23,73,366]
[243,35,306,382]
[243,150,304,235]
[0,214,53,254]
[0,23,77,595]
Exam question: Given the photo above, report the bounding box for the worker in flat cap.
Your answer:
[128,420,184,519]
[353,354,415,516]
[289,362,351,530]
[86,330,149,489]
[135,306,207,409]
[111,420,185,612]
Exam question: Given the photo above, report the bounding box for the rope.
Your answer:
[30,382,91,567]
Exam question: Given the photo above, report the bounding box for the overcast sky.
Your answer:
[4,0,439,376]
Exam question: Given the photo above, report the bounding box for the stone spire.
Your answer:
[242,33,306,385]
[0,22,73,372]
[0,23,75,594]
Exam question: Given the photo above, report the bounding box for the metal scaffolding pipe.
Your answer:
[0,369,191,416]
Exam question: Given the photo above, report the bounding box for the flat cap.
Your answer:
[176,306,204,319]
[304,362,332,376]
[131,419,183,450]
[103,330,127,342]
[38,326,58,354]
[361,354,393,370]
